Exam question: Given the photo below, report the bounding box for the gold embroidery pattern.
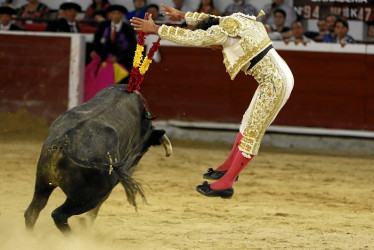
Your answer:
[185,12,214,26]
[219,18,240,36]
[221,17,272,80]
[223,38,272,80]
[160,14,273,80]
[176,27,186,36]
[185,12,193,18]
[239,53,288,157]
[199,13,210,19]
[233,12,256,21]
[159,24,226,47]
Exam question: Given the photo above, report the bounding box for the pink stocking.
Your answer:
[215,132,243,171]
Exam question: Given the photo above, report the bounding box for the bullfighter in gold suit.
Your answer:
[131,4,294,199]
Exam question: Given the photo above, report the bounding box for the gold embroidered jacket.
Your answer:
[158,12,272,80]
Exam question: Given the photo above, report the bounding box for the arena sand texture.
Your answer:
[0,110,373,249]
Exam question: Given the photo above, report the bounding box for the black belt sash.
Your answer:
[247,44,274,71]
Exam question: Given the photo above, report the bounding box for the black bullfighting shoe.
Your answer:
[196,181,234,199]
[203,168,239,181]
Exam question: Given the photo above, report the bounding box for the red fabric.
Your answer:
[128,67,141,92]
[216,132,244,171]
[147,38,161,59]
[111,25,116,42]
[210,152,253,190]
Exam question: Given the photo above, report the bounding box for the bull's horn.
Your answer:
[161,134,172,157]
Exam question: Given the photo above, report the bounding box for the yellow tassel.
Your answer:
[139,57,152,75]
[256,10,265,19]
[133,45,144,68]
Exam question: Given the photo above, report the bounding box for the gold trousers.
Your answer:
[239,49,294,158]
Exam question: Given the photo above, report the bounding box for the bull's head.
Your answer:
[148,129,172,157]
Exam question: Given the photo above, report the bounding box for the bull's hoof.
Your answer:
[196,181,234,199]
[203,168,238,182]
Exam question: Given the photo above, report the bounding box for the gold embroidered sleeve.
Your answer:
[185,11,221,26]
[158,24,227,47]
[218,17,240,37]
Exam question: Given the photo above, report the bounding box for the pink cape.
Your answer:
[84,54,129,102]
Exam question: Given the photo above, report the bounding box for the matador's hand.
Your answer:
[131,14,160,34]
[160,3,185,21]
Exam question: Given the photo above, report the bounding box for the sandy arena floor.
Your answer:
[0,111,373,249]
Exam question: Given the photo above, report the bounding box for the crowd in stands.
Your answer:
[0,0,362,47]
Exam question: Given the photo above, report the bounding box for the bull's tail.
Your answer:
[54,137,146,209]
[114,168,146,211]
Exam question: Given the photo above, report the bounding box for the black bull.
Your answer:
[24,84,172,233]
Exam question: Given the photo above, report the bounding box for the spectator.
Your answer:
[45,2,81,33]
[92,10,107,25]
[223,0,258,16]
[168,0,192,26]
[315,19,328,42]
[172,0,191,13]
[91,4,137,81]
[271,9,291,40]
[146,4,164,22]
[322,13,337,43]
[84,0,110,21]
[17,0,49,24]
[264,23,283,41]
[196,0,221,16]
[284,21,313,45]
[0,0,16,9]
[126,0,146,20]
[326,17,356,45]
[0,6,24,31]
[304,18,328,42]
[261,0,297,29]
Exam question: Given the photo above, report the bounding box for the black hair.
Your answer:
[92,10,106,18]
[146,4,159,11]
[273,8,286,18]
[335,17,348,29]
[195,16,220,30]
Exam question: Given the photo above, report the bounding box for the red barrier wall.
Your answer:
[141,45,374,131]
[0,34,373,132]
[0,33,70,121]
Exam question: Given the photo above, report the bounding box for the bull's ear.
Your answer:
[148,129,166,146]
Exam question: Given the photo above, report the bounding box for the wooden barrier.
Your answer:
[0,32,85,121]
[0,32,373,132]
[141,41,374,131]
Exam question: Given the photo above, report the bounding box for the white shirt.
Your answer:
[67,21,78,33]
[111,21,123,34]
[0,23,11,31]
[261,3,297,28]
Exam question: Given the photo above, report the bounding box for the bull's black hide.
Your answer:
[24,84,171,233]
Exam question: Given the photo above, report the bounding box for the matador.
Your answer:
[131,4,294,199]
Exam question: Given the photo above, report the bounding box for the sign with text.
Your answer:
[293,0,374,21]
